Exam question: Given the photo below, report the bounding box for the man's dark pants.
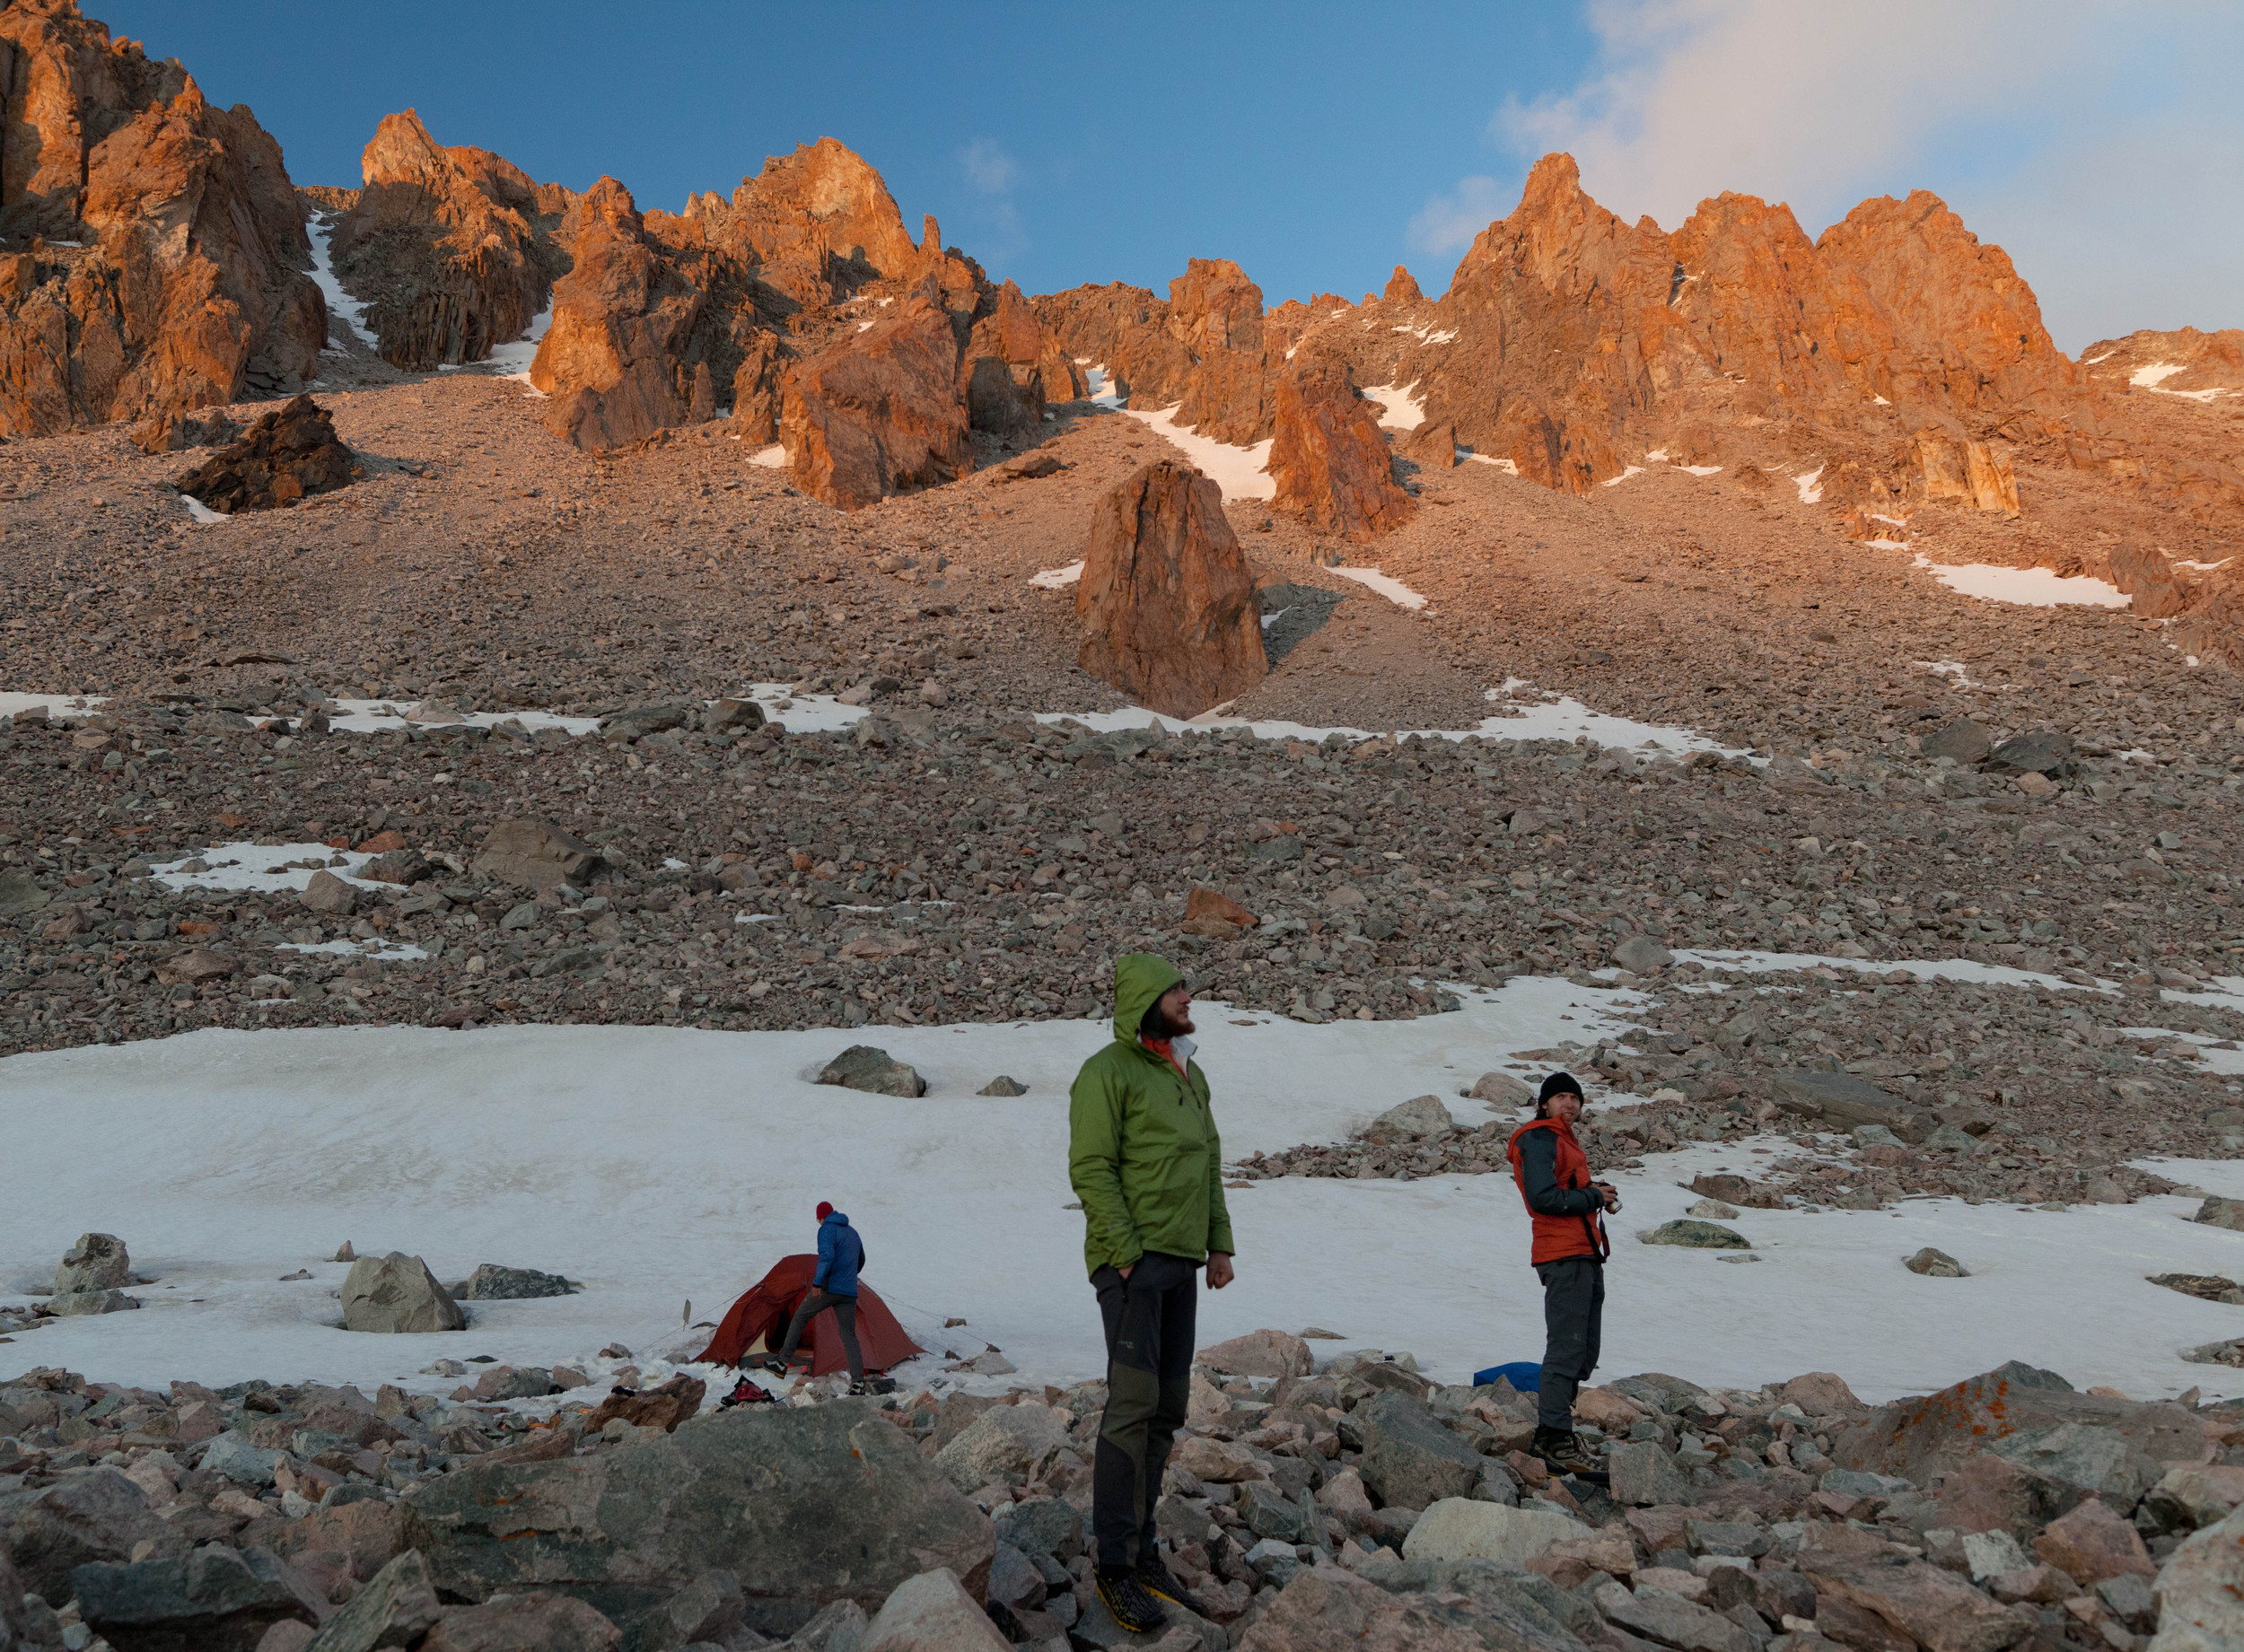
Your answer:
[1535,1255,1605,1431]
[1090,1251,1197,1569]
[776,1289,864,1382]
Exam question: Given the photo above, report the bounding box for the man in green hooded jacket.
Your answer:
[1069,953,1234,1634]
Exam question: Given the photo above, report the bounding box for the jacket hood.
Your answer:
[1111,952,1186,1045]
[820,1209,850,1227]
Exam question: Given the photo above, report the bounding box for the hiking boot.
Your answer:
[756,1357,791,1378]
[847,1378,895,1398]
[1532,1425,1602,1478]
[1135,1552,1204,1615]
[1093,1565,1169,1634]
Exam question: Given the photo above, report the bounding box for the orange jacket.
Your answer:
[1506,1117,1609,1265]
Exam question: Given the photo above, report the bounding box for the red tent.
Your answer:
[696,1254,924,1377]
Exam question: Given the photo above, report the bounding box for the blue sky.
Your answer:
[103,1,2241,350]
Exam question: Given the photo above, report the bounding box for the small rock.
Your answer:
[1468,1071,1536,1107]
[977,1076,1030,1097]
[454,1264,576,1300]
[818,1045,927,1097]
[1924,719,1993,765]
[299,869,360,915]
[2195,1196,2244,1231]
[1372,1094,1458,1139]
[334,1242,355,1263]
[1906,1247,1968,1278]
[1686,1199,1741,1220]
[1637,1220,1750,1249]
[1611,934,1674,974]
[1401,1498,1590,1565]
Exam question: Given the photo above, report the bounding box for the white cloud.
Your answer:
[958,138,1019,197]
[1407,175,1512,258]
[1424,0,2244,348]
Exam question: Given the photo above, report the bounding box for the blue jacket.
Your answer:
[813,1211,864,1298]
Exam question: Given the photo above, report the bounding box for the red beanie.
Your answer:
[816,1201,835,1221]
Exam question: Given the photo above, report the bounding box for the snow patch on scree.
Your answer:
[1359,383,1425,432]
[1909,555,2130,609]
[1028,560,1083,590]
[1330,566,1426,610]
[486,307,552,391]
[1085,365,1275,501]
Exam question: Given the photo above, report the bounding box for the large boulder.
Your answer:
[0,5,325,438]
[1197,1329,1312,1380]
[302,1549,443,1652]
[0,1468,164,1604]
[780,296,972,510]
[1354,1390,1486,1511]
[1074,459,1267,720]
[340,1253,466,1334]
[1400,1499,1589,1566]
[329,109,571,371]
[1769,1071,1915,1132]
[1831,1362,2200,1482]
[860,1569,1011,1652]
[1795,1548,2028,1652]
[172,397,362,513]
[73,1543,327,1652]
[1267,360,1416,541]
[470,817,602,893]
[2150,1500,2244,1652]
[399,1403,994,1639]
[53,1231,130,1295]
[419,1590,621,1651]
[933,1405,1072,1493]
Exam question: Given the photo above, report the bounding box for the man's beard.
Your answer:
[1144,1000,1195,1039]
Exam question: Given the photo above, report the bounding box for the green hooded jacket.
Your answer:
[1068,953,1235,1278]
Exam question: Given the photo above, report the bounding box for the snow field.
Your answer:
[3,969,2240,1403]
[1036,683,1748,759]
[1028,561,1083,590]
[1910,554,2131,609]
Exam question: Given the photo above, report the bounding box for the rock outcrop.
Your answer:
[780,296,971,510]
[1267,360,1416,540]
[2079,326,2244,398]
[1075,459,1266,718]
[171,395,360,512]
[1033,258,1269,442]
[0,0,326,436]
[329,108,573,370]
[530,179,716,450]
[681,136,925,307]
[511,137,1071,479]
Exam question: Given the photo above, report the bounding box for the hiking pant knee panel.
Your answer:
[1536,1256,1605,1429]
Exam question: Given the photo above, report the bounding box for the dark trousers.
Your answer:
[776,1289,863,1382]
[1536,1255,1605,1431]
[1090,1252,1197,1569]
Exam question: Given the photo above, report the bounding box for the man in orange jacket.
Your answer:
[1506,1070,1618,1477]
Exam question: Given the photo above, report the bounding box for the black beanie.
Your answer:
[1537,1071,1583,1115]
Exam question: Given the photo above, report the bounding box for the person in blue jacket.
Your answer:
[767,1202,869,1391]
